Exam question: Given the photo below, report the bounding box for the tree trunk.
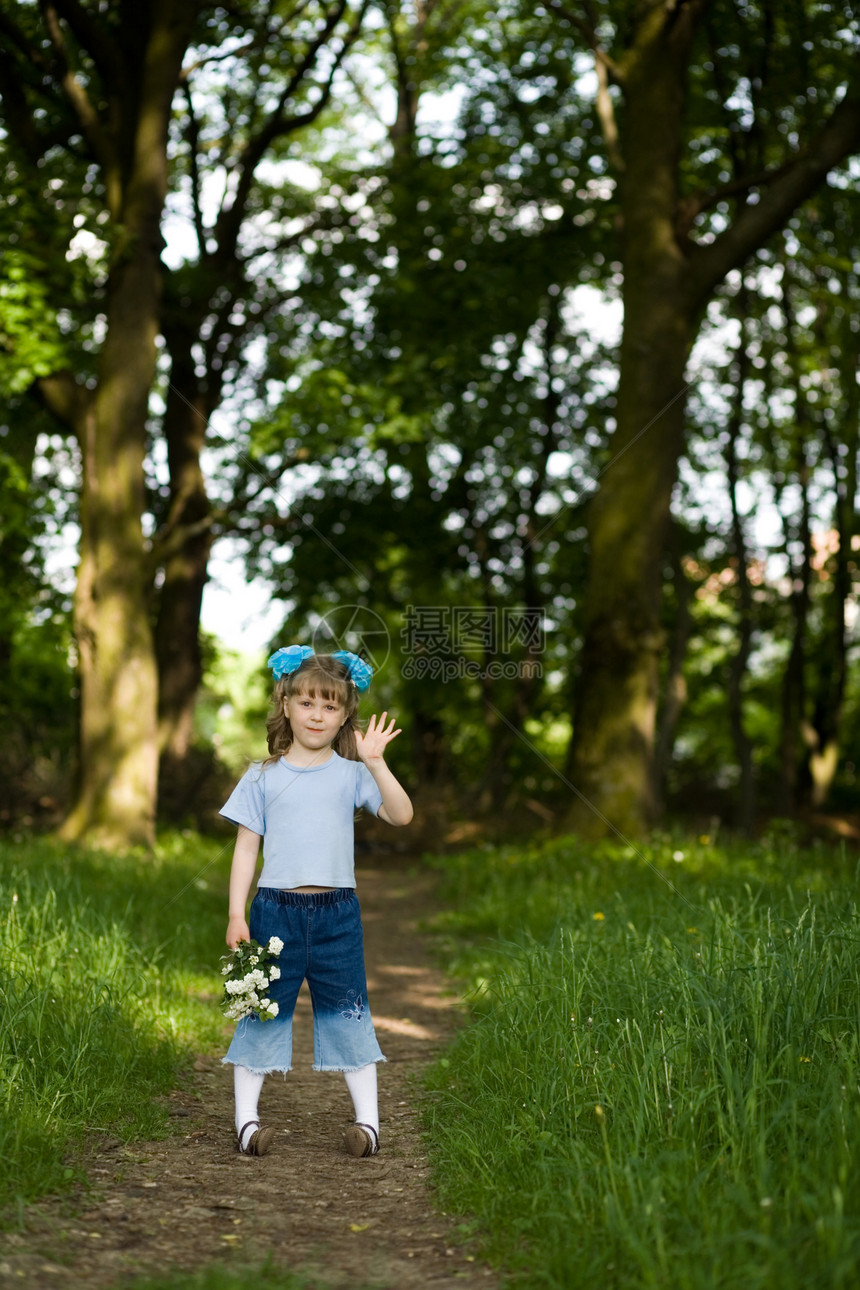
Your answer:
[54,1,200,847]
[569,286,693,836]
[568,12,697,837]
[652,529,692,815]
[777,266,815,815]
[806,306,858,808]
[155,334,214,762]
[778,451,811,815]
[724,319,755,832]
[59,252,162,847]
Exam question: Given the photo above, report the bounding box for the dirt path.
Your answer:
[0,859,497,1289]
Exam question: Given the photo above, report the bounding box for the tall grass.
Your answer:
[426,833,860,1289]
[0,833,228,1212]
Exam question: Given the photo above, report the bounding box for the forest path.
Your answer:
[0,858,497,1289]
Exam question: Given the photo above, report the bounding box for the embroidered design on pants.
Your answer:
[338,989,365,1022]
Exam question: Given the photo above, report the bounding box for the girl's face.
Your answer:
[284,687,346,754]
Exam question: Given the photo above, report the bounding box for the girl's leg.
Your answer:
[304,890,384,1155]
[343,1062,378,1134]
[234,1065,265,1150]
[343,1061,380,1156]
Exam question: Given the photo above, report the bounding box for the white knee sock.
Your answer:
[234,1065,266,1149]
[344,1062,378,1134]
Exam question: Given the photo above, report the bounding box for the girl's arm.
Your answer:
[355,712,414,827]
[226,825,262,949]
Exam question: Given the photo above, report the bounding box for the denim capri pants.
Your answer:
[222,887,385,1075]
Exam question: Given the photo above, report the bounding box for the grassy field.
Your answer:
[0,832,228,1213]
[3,825,859,1288]
[425,829,860,1290]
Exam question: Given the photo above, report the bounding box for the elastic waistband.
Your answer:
[256,886,355,907]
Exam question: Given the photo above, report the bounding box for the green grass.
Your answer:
[110,1259,347,1290]
[425,832,860,1290]
[0,832,230,1213]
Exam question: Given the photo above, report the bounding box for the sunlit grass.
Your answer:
[0,833,230,1212]
[426,833,860,1289]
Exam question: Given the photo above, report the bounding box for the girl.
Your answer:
[220,644,413,1159]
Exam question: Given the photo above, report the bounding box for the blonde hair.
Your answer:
[264,654,361,764]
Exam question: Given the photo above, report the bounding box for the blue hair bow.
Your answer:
[267,644,373,692]
[267,645,314,678]
[331,650,373,692]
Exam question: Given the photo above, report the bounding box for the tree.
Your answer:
[1,0,202,846]
[548,0,860,835]
[0,0,369,845]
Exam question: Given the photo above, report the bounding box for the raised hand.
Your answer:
[354,712,402,763]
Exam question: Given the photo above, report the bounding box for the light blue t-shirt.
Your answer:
[219,752,383,889]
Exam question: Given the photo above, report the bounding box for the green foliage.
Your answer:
[0,449,40,630]
[0,252,70,395]
[0,427,77,824]
[0,148,102,396]
[195,644,271,776]
[0,614,77,826]
[426,834,860,1289]
[0,834,228,1211]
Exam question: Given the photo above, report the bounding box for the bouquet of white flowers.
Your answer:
[219,936,284,1022]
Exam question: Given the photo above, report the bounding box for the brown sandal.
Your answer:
[238,1120,275,1156]
[344,1122,379,1157]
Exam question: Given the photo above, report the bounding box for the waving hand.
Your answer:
[354,712,402,764]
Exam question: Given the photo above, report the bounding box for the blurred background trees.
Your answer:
[1,0,859,846]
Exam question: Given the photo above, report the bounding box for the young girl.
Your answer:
[220,644,412,1159]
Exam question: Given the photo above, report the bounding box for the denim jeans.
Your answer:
[222,887,385,1074]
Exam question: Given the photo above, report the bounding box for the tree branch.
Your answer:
[545,0,626,172]
[49,0,124,96]
[149,512,217,573]
[689,77,860,301]
[182,83,208,253]
[179,37,258,82]
[675,161,794,240]
[594,52,623,173]
[544,0,626,85]
[40,1,122,209]
[34,371,90,432]
[212,0,370,256]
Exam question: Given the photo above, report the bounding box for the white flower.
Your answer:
[267,936,284,955]
[219,936,282,1023]
[269,965,281,980]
